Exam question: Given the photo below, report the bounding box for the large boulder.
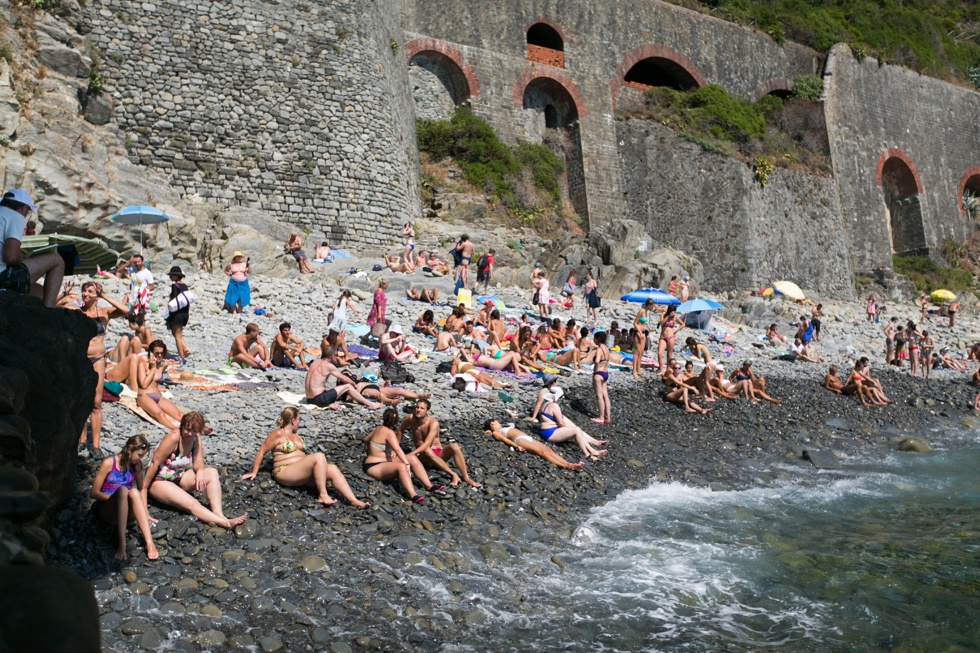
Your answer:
[36,34,91,78]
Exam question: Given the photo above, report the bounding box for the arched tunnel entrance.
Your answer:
[623,57,702,91]
[407,48,474,121]
[521,76,588,226]
[880,155,927,256]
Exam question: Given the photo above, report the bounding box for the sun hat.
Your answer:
[389,324,403,335]
[542,374,558,386]
[683,275,690,281]
[166,266,185,278]
[232,251,244,258]
[3,189,36,212]
[545,387,564,402]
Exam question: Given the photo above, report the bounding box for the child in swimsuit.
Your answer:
[90,435,158,561]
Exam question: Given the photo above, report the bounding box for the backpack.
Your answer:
[379,360,415,385]
[476,253,490,271]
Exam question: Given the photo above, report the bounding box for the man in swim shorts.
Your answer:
[455,234,474,289]
[305,345,382,409]
[230,323,274,369]
[400,398,481,488]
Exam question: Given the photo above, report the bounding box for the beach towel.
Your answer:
[115,386,173,430]
[347,343,379,359]
[277,391,344,411]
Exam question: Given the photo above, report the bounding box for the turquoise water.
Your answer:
[481,447,980,652]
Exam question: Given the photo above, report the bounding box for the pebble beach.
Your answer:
[46,260,980,652]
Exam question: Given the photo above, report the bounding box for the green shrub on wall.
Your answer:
[791,74,823,101]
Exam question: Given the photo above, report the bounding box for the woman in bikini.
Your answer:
[583,271,600,327]
[137,340,185,428]
[657,305,683,376]
[731,360,780,403]
[591,330,612,424]
[110,312,154,362]
[681,360,717,403]
[685,337,711,365]
[471,345,532,376]
[483,419,584,471]
[919,330,935,380]
[90,435,158,561]
[893,325,907,367]
[709,365,747,400]
[450,352,513,389]
[64,281,130,455]
[536,389,608,461]
[510,325,544,371]
[414,309,439,337]
[842,360,885,406]
[242,407,369,507]
[143,411,248,529]
[443,305,467,335]
[362,408,439,504]
[631,299,654,377]
[406,287,439,304]
[531,332,584,371]
[349,380,430,405]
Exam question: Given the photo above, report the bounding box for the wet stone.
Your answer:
[196,630,227,646]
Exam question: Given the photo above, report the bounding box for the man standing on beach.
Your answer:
[230,323,274,369]
[304,345,381,409]
[455,235,474,289]
[128,254,154,314]
[400,398,481,488]
[475,248,494,293]
[883,317,898,364]
[0,189,64,307]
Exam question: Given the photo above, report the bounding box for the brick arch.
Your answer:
[523,17,566,43]
[513,67,587,120]
[875,148,923,195]
[751,77,794,102]
[404,38,480,100]
[958,166,980,217]
[610,44,707,111]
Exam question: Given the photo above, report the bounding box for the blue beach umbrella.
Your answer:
[110,205,171,252]
[678,298,724,330]
[677,298,724,313]
[620,288,681,305]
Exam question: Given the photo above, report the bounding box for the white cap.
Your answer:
[389,324,403,335]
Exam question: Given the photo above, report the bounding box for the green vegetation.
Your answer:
[620,84,831,174]
[893,254,973,294]
[666,0,980,86]
[87,66,104,94]
[791,74,823,101]
[964,190,980,222]
[417,107,565,208]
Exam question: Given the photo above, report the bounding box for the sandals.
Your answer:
[413,495,425,504]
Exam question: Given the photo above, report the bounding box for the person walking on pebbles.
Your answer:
[242,407,370,508]
[230,323,274,369]
[90,435,158,561]
[143,411,248,530]
[400,398,481,488]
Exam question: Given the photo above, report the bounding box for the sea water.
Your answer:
[466,447,980,652]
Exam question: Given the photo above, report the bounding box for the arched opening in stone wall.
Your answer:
[527,22,564,68]
[960,168,980,221]
[408,51,473,122]
[624,57,701,91]
[521,76,587,224]
[880,155,927,256]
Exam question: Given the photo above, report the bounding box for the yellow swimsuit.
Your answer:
[272,435,305,476]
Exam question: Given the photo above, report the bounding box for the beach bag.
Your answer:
[532,290,540,305]
[435,360,453,374]
[449,245,462,266]
[380,360,414,384]
[476,253,490,271]
[167,290,197,312]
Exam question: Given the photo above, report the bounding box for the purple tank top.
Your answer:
[100,456,135,496]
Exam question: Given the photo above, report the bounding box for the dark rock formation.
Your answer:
[0,294,99,651]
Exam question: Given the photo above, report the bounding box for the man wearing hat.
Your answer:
[165,265,191,358]
[379,324,415,362]
[0,189,64,307]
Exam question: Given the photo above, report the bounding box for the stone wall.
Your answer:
[824,44,980,272]
[82,0,419,250]
[617,119,853,296]
[400,0,820,237]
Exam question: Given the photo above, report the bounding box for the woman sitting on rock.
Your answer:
[90,435,158,561]
[143,411,248,529]
[136,340,185,428]
[405,287,438,304]
[462,345,530,376]
[483,419,584,471]
[530,328,583,370]
[362,408,440,504]
[708,364,749,400]
[730,360,780,404]
[385,254,415,274]
[242,407,370,508]
[110,312,154,362]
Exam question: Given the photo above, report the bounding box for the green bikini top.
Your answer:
[279,435,305,454]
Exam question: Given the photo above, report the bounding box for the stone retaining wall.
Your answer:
[83,0,419,249]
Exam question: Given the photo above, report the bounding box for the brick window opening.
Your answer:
[527,23,564,68]
[624,58,700,91]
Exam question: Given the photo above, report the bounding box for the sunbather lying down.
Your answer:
[483,419,584,470]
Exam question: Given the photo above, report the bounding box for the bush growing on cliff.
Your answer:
[621,85,830,174]
[791,74,823,101]
[416,108,566,207]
